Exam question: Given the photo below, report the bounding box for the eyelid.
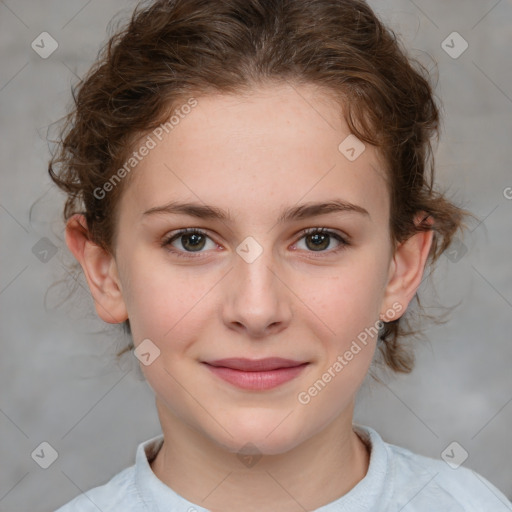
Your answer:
[297,226,351,243]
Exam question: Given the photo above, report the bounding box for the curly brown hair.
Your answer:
[48,0,476,374]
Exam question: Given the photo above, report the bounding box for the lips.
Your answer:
[204,357,307,371]
[202,357,310,390]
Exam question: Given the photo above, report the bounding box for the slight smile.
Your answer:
[202,358,310,391]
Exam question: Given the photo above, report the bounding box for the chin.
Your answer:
[208,412,307,456]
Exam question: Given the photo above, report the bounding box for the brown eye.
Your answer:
[296,228,349,254]
[305,231,330,251]
[178,232,207,252]
[162,228,215,257]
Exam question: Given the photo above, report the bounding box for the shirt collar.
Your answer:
[134,433,211,512]
[313,423,393,511]
[134,424,391,511]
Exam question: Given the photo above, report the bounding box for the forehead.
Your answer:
[120,83,389,226]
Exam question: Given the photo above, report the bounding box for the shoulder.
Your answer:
[54,434,166,512]
[354,425,512,511]
[386,438,512,511]
[54,465,144,512]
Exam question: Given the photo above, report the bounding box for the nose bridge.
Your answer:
[234,237,281,302]
[223,235,292,334]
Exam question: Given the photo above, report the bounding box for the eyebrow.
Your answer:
[142,199,370,223]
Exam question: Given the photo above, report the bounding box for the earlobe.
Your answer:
[65,214,128,324]
[380,213,434,319]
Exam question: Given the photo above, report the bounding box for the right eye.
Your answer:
[161,228,218,258]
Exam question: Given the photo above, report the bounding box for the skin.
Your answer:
[66,82,433,512]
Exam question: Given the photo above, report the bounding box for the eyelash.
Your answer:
[161,227,350,259]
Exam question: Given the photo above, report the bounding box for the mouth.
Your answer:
[202,358,310,390]
[205,357,308,371]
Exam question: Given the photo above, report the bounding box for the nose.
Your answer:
[222,249,293,338]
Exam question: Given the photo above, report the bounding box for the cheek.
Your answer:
[308,256,387,340]
[121,252,219,345]
[296,267,383,411]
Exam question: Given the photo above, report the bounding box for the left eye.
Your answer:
[161,227,349,257]
[295,227,348,253]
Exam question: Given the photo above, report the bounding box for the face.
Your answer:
[103,83,398,454]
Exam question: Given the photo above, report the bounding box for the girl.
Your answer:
[50,0,512,510]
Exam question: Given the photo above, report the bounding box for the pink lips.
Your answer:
[203,357,309,390]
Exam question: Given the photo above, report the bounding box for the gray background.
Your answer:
[1,1,511,510]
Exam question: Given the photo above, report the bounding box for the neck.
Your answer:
[150,399,370,512]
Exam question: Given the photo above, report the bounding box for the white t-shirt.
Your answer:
[55,424,512,511]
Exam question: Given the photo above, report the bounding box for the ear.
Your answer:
[65,214,128,324]
[380,212,434,321]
